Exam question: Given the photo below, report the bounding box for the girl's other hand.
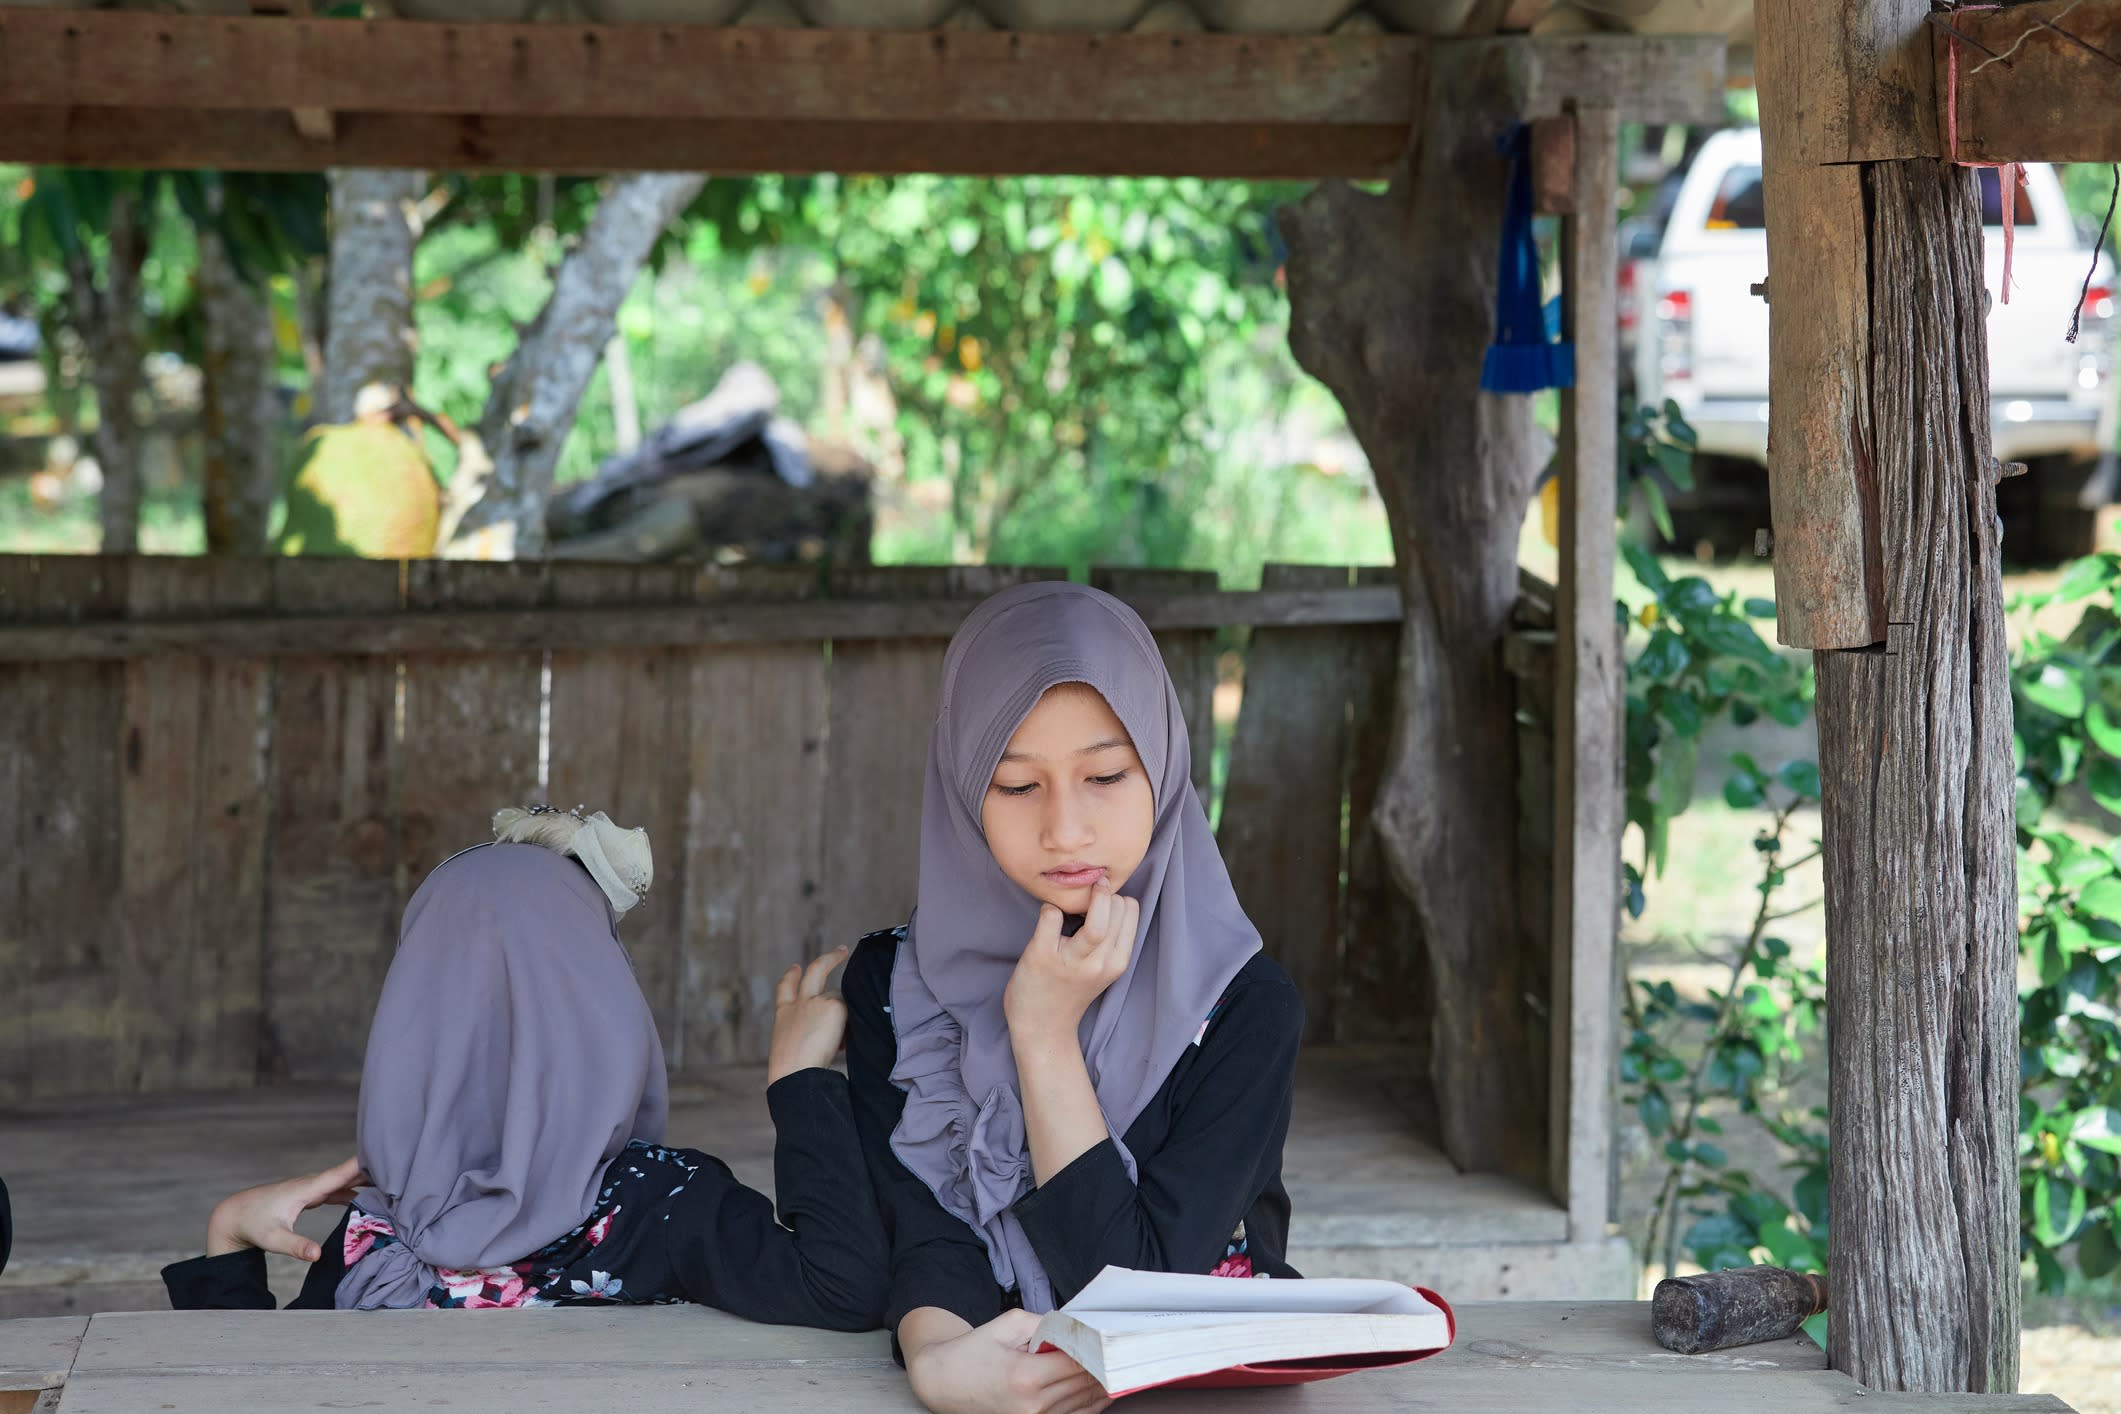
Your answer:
[1003,879,1139,1043]
[205,1156,365,1262]
[766,947,851,1084]
[906,1309,1110,1414]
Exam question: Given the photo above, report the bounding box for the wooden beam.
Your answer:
[0,583,1406,663]
[1757,2,1890,650]
[1941,0,2121,165]
[1551,102,1622,1244]
[0,108,1410,179]
[1754,0,1936,164]
[0,14,1723,174]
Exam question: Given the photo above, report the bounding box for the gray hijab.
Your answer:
[336,842,668,1309]
[888,582,1262,1312]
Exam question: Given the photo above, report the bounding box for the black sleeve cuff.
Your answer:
[162,1248,276,1310]
[884,1252,1004,1336]
[1011,1138,1135,1299]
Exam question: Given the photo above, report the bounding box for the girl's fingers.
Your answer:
[1031,903,1065,952]
[1046,1387,1111,1414]
[800,946,849,998]
[774,964,802,1010]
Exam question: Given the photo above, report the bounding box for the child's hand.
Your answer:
[205,1156,365,1262]
[1003,878,1138,1045]
[906,1309,1110,1414]
[766,947,851,1084]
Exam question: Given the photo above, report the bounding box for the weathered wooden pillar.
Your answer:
[1550,101,1622,1243]
[1758,0,2020,1391]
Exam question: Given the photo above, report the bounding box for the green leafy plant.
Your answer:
[2009,552,2121,1291]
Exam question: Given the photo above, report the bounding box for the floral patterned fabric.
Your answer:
[344,1142,704,1310]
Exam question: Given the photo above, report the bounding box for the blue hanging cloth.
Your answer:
[1482,124,1576,394]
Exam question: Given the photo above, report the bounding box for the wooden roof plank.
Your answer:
[0,13,1722,174]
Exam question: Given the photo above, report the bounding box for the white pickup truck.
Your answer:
[1635,128,2117,555]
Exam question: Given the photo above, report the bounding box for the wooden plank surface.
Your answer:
[36,1303,2077,1412]
[677,568,829,1069]
[14,558,127,1099]
[114,558,273,1091]
[1089,568,1217,797]
[0,1316,85,1393]
[546,564,691,1051]
[1218,565,1353,1036]
[1554,105,1622,1244]
[397,560,546,894]
[815,567,1055,949]
[1337,566,1427,1050]
[1751,0,1936,163]
[258,559,402,1085]
[1943,0,2121,165]
[1757,9,1888,651]
[0,582,1406,663]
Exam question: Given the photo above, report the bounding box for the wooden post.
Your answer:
[1551,103,1621,1242]
[1758,0,2021,1391]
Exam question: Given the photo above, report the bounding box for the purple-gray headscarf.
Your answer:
[336,842,668,1309]
[888,582,1262,1312]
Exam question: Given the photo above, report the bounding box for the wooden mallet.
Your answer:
[1652,1266,1827,1355]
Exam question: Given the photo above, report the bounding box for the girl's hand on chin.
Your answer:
[907,1310,1111,1414]
[1003,879,1139,1042]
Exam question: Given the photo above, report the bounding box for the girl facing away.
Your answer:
[166,806,886,1327]
[843,581,1306,1414]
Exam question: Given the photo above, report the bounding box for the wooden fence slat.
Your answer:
[1338,564,1428,1051]
[547,563,691,1054]
[818,566,1061,951]
[398,560,547,894]
[15,557,128,1098]
[1090,568,1218,798]
[0,560,26,1100]
[1217,564,1354,1038]
[260,558,402,1084]
[116,557,273,1091]
[680,567,829,1070]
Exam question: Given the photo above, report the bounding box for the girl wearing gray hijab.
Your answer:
[841,582,1305,1414]
[163,812,887,1329]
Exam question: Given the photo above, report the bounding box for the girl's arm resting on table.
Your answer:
[900,1307,1111,1414]
[647,1072,886,1330]
[162,1209,351,1310]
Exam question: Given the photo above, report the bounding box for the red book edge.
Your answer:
[1044,1286,1458,1401]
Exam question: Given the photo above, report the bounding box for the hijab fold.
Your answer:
[888,582,1262,1313]
[336,842,668,1310]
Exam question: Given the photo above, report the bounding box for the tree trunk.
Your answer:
[1815,159,2019,1392]
[318,169,423,426]
[1278,49,1546,1176]
[446,172,705,559]
[197,228,282,555]
[69,187,149,555]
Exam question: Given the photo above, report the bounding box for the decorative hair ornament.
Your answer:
[492,805,653,918]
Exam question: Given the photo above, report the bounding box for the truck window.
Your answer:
[1702,161,2035,231]
[1705,164,1765,230]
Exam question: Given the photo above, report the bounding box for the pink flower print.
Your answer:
[1210,1253,1255,1280]
[587,1213,614,1247]
[344,1214,395,1266]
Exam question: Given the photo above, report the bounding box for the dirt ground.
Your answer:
[1615,556,2119,1411]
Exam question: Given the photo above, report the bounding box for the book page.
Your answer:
[1061,1267,1439,1318]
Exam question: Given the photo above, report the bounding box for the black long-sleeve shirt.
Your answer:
[161,1068,888,1330]
[844,928,1304,1334]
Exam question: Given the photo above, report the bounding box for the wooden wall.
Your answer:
[0,554,1551,1102]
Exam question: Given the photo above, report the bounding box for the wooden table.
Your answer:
[0,1302,2076,1413]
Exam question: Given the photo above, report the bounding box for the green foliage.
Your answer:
[2011,553,2121,1290]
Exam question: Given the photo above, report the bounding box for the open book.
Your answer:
[1032,1266,1455,1398]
